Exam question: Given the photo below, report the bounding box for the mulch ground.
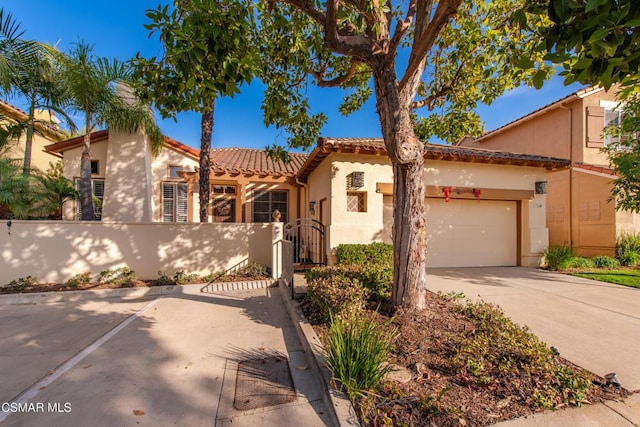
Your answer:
[303,292,627,427]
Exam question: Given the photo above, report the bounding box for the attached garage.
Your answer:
[298,137,571,268]
[383,196,518,267]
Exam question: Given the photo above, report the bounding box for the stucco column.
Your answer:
[271,222,284,279]
[102,131,154,222]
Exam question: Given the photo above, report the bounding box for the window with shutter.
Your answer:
[74,179,105,220]
[162,182,189,223]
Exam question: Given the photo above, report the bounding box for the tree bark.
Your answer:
[22,97,36,176]
[199,101,214,223]
[80,117,95,221]
[372,60,428,310]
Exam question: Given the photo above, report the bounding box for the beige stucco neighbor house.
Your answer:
[0,100,65,170]
[458,86,640,256]
[46,127,571,268]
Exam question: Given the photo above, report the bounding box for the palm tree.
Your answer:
[61,41,163,220]
[33,162,78,219]
[6,45,72,175]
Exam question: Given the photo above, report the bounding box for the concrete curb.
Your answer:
[278,278,360,427]
[0,280,277,305]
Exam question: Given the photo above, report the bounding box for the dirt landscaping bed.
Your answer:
[302,291,628,427]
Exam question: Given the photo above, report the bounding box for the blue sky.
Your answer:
[3,1,584,152]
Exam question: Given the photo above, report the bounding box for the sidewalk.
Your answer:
[0,285,335,426]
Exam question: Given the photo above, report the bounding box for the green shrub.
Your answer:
[64,272,92,289]
[592,256,621,269]
[6,276,38,292]
[304,268,368,323]
[335,242,393,267]
[542,245,573,270]
[616,233,640,266]
[452,301,591,408]
[97,267,138,286]
[560,256,596,270]
[619,251,640,267]
[306,265,391,302]
[238,262,268,278]
[325,311,396,402]
[616,233,640,258]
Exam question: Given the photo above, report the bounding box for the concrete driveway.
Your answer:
[0,288,331,426]
[427,267,640,392]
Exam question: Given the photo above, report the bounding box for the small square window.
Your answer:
[347,192,366,212]
[91,160,99,175]
[168,165,183,178]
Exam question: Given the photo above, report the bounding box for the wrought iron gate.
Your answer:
[284,218,326,269]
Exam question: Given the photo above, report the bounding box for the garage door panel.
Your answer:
[426,199,517,268]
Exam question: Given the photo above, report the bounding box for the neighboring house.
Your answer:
[458,86,640,256]
[0,100,65,170]
[46,129,570,268]
[45,130,200,222]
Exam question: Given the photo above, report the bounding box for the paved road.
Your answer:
[427,267,640,392]
[0,288,331,426]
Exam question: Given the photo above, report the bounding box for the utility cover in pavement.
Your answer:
[234,355,296,410]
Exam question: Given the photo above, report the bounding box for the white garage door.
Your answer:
[425,198,517,267]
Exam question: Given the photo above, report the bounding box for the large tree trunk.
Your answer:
[80,119,95,221]
[22,98,36,176]
[199,101,214,223]
[372,61,428,310]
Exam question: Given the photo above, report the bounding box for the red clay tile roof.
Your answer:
[1,99,66,140]
[45,130,199,160]
[573,162,616,176]
[164,136,200,158]
[44,130,110,153]
[210,147,308,177]
[297,137,571,181]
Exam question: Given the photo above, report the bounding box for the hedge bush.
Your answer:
[335,242,393,267]
[304,268,368,323]
[616,233,640,266]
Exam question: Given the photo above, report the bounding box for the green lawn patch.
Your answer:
[571,270,640,289]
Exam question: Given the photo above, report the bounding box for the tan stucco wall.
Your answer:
[546,169,571,246]
[572,169,618,256]
[150,145,198,222]
[0,221,274,284]
[314,154,548,267]
[102,131,154,222]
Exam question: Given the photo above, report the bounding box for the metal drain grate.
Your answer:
[234,355,297,410]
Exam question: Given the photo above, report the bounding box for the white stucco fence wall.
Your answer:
[0,221,281,284]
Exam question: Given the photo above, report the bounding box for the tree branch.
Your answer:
[389,1,417,55]
[310,59,360,87]
[325,0,377,60]
[399,0,462,93]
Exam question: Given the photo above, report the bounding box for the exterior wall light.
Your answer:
[309,201,316,215]
[535,181,547,195]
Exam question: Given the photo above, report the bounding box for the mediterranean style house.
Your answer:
[45,130,570,268]
[0,100,65,170]
[458,86,640,257]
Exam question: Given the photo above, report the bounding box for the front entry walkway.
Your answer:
[426,267,640,392]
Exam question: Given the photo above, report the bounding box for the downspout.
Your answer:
[295,177,309,219]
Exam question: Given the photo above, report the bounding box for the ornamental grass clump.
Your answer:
[542,245,573,270]
[325,311,396,402]
[616,233,640,266]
